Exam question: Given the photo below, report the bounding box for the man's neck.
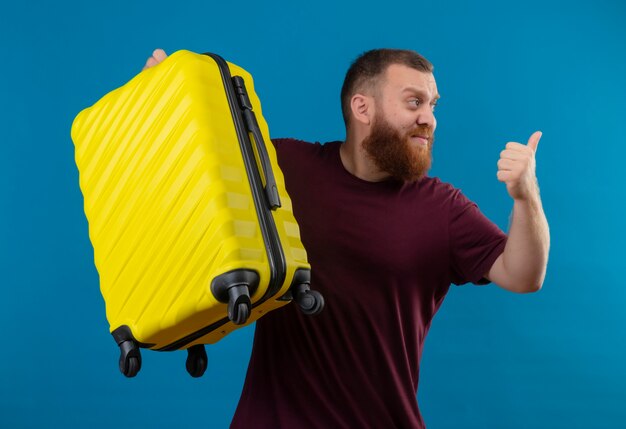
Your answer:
[340,135,391,182]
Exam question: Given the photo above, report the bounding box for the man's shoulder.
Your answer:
[271,138,340,159]
[271,137,326,150]
[419,176,474,206]
[421,176,458,194]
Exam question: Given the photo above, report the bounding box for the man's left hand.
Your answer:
[497,131,542,201]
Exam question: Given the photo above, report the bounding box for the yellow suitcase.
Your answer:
[71,50,324,377]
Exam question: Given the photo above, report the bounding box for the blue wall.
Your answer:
[1,0,624,427]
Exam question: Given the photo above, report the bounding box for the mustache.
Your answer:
[407,125,433,138]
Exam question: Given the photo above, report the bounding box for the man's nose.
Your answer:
[417,108,436,129]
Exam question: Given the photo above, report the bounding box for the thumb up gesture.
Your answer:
[497,131,542,201]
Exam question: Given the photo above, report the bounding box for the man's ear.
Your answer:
[350,94,373,126]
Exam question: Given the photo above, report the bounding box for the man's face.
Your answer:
[362,64,439,182]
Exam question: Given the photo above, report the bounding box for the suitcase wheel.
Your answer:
[211,270,257,325]
[230,301,250,325]
[293,284,325,316]
[124,356,140,377]
[118,340,142,378]
[225,284,252,325]
[185,344,208,378]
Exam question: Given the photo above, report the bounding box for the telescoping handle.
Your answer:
[232,76,281,210]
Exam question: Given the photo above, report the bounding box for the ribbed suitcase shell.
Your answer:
[71,50,309,351]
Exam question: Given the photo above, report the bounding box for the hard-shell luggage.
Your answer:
[71,50,324,377]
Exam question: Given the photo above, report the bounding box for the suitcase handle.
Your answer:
[232,76,281,210]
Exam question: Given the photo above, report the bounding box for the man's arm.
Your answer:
[486,131,550,293]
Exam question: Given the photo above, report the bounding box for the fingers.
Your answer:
[497,158,516,170]
[505,142,528,151]
[527,131,542,152]
[497,132,541,200]
[496,170,512,182]
[501,138,538,159]
[142,48,168,71]
[498,140,536,178]
[152,48,167,62]
[143,57,158,70]
[500,147,527,160]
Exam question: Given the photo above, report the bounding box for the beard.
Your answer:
[361,114,434,183]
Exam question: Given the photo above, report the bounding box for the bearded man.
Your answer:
[144,48,550,428]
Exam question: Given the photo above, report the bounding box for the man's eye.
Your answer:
[409,99,438,111]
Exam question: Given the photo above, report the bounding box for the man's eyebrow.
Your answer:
[401,87,441,101]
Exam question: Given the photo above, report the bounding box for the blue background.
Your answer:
[1,0,624,427]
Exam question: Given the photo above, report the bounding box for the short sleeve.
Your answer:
[449,190,507,285]
[271,138,311,168]
[271,137,287,154]
[271,138,296,174]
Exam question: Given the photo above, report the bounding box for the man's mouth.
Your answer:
[410,135,430,145]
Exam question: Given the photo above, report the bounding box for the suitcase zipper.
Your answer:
[156,53,286,351]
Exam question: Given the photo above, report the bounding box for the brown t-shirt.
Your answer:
[231,139,507,429]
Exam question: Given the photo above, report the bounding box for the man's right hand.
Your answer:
[142,49,168,70]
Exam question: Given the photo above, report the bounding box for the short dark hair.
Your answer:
[340,49,434,126]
